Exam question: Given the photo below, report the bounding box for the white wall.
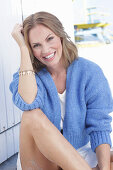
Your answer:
[0,0,23,163]
[21,0,75,42]
[72,0,87,24]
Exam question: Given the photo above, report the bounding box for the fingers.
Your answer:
[11,23,26,47]
[11,24,23,36]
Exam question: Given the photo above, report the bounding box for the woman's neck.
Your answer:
[47,59,66,78]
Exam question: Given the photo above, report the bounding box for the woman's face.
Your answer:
[29,24,62,68]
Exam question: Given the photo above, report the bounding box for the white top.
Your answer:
[58,90,66,129]
[58,90,98,168]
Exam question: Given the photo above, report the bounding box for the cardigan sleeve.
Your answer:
[9,70,45,111]
[85,62,113,152]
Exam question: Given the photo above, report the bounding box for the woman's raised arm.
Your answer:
[11,24,37,104]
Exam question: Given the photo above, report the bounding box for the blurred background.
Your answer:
[0,0,113,169]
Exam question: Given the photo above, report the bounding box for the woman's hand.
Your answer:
[11,24,26,48]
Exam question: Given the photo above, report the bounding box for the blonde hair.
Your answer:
[23,11,78,72]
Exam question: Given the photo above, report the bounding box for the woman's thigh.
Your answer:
[19,111,61,170]
[29,142,61,170]
[18,148,61,170]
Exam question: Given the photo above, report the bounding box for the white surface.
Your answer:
[0,124,20,164]
[58,90,66,129]
[0,133,7,163]
[0,0,22,163]
[22,0,75,42]
[6,129,15,159]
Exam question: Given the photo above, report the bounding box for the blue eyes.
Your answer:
[33,44,40,48]
[33,36,54,48]
[48,36,54,41]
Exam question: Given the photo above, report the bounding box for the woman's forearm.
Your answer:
[96,144,110,170]
[18,46,37,104]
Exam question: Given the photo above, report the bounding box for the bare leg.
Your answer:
[20,110,60,170]
[110,151,113,170]
[20,108,91,170]
[111,163,113,170]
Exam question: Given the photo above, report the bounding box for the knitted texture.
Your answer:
[9,57,113,152]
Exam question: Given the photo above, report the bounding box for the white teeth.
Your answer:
[45,53,54,59]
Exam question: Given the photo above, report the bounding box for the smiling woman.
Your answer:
[23,11,78,73]
[10,11,113,170]
[28,24,63,70]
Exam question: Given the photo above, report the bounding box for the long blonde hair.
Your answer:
[23,11,78,72]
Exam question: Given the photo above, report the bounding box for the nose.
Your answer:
[42,43,49,54]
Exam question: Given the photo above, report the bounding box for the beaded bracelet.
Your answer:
[19,70,35,76]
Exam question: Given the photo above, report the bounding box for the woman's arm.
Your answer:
[18,46,37,104]
[96,144,110,170]
[11,24,37,104]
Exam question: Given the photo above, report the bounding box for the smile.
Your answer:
[43,52,56,61]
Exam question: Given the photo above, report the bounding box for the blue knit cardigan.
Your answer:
[9,57,113,152]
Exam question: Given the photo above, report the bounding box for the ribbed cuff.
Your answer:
[14,92,42,111]
[90,131,112,152]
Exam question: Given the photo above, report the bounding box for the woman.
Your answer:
[10,11,113,170]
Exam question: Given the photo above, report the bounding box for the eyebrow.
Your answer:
[32,33,52,45]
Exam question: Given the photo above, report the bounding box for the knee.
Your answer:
[21,108,47,130]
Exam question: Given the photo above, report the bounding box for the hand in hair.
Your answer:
[11,24,26,48]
